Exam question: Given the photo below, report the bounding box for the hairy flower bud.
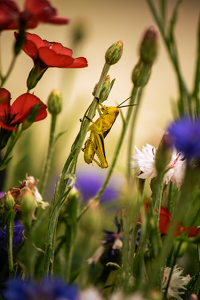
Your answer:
[132,59,151,87]
[140,25,158,65]
[48,89,63,115]
[4,191,15,211]
[105,40,123,65]
[92,75,111,101]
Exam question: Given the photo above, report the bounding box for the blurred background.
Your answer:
[1,0,199,193]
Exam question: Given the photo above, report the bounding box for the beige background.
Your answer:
[1,0,200,179]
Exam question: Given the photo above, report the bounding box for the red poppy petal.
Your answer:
[64,57,88,68]
[182,226,199,237]
[45,16,69,24]
[10,93,47,124]
[159,214,171,234]
[38,47,74,67]
[160,207,171,221]
[24,0,69,24]
[48,42,72,56]
[0,119,17,131]
[0,88,11,117]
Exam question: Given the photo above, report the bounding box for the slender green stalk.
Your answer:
[127,87,144,184]
[0,126,22,170]
[0,55,17,88]
[44,63,111,276]
[6,210,15,277]
[94,86,139,201]
[146,0,191,116]
[163,241,182,300]
[39,114,57,196]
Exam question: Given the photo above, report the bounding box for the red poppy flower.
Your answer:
[139,199,199,237]
[0,0,69,31]
[18,32,88,69]
[0,88,47,131]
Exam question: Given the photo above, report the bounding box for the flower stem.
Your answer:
[6,210,15,277]
[127,86,144,184]
[94,85,139,201]
[44,63,111,276]
[39,114,57,196]
[146,0,191,117]
[163,241,182,300]
[0,126,22,170]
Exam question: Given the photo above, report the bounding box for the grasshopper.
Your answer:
[82,97,133,168]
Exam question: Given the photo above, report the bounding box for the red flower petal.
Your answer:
[0,88,11,117]
[64,57,88,68]
[38,47,74,67]
[10,93,47,124]
[176,226,199,237]
[24,0,69,24]
[159,207,171,234]
[0,0,20,30]
[0,119,17,130]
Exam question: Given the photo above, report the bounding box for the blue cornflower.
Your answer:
[75,170,121,203]
[0,220,24,251]
[168,117,200,160]
[2,278,79,300]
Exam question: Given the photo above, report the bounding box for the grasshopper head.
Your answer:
[104,106,119,118]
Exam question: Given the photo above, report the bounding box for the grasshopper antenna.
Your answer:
[118,104,137,108]
[117,97,131,108]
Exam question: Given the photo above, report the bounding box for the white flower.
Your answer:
[131,144,157,179]
[80,287,105,300]
[162,265,190,300]
[21,174,49,209]
[131,144,186,189]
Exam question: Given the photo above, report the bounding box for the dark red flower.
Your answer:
[139,199,199,237]
[0,0,69,31]
[0,88,47,131]
[18,32,88,69]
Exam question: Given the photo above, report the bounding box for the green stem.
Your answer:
[39,114,57,196]
[0,55,17,88]
[0,126,22,170]
[6,210,15,277]
[163,241,182,300]
[146,0,191,116]
[94,86,139,201]
[44,62,111,276]
[127,87,144,184]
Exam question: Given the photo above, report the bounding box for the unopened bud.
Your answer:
[155,134,173,174]
[48,89,63,115]
[93,75,111,101]
[4,191,15,211]
[105,40,123,65]
[27,62,47,91]
[20,190,36,215]
[132,59,151,87]
[140,25,158,65]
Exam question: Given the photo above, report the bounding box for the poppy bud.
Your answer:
[47,89,63,115]
[140,25,158,65]
[155,134,173,174]
[132,59,151,87]
[92,75,111,101]
[105,40,123,65]
[4,191,15,211]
